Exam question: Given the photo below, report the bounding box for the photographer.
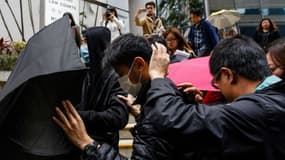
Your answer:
[100,7,124,41]
[135,1,165,37]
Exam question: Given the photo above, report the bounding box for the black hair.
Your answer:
[268,38,285,75]
[86,27,111,70]
[210,35,271,81]
[145,1,156,8]
[190,8,202,17]
[107,7,119,18]
[63,12,76,26]
[81,29,87,38]
[102,33,152,68]
[147,35,167,48]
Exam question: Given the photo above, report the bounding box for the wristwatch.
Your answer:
[83,141,100,159]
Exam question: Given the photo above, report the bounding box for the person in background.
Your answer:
[266,38,285,79]
[162,28,196,63]
[63,12,81,48]
[188,8,220,57]
[100,7,125,41]
[54,34,285,160]
[222,27,238,39]
[79,29,89,64]
[76,27,129,151]
[135,1,165,37]
[253,18,280,52]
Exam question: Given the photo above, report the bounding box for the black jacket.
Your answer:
[87,78,285,160]
[77,27,129,149]
[253,30,280,51]
[78,68,129,148]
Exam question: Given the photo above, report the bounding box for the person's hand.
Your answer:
[177,82,204,103]
[52,100,94,150]
[137,8,146,15]
[118,94,141,117]
[102,12,107,21]
[149,42,170,80]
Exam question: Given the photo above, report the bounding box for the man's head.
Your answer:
[145,1,156,16]
[189,8,202,24]
[103,33,152,85]
[210,35,271,101]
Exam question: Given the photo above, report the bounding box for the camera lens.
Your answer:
[106,10,111,17]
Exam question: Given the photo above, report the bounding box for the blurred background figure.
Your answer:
[162,28,196,63]
[79,29,90,64]
[266,38,285,79]
[253,18,280,52]
[63,12,81,48]
[100,7,125,41]
[221,27,238,39]
[188,8,220,57]
[135,1,165,37]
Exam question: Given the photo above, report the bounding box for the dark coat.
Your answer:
[87,78,285,160]
[78,68,129,148]
[77,27,129,148]
[253,30,280,52]
[188,19,220,57]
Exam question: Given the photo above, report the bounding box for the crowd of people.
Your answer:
[1,1,285,160]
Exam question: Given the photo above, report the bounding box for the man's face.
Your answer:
[211,68,238,102]
[114,58,148,84]
[146,4,155,16]
[189,13,200,24]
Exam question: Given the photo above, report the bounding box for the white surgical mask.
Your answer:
[118,62,142,97]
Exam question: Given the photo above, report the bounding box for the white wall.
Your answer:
[0,0,131,42]
[0,0,41,41]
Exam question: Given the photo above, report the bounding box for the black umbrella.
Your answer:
[0,16,87,157]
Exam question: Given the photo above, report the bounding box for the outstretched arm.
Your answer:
[53,100,93,150]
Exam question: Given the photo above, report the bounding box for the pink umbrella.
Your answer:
[167,56,218,91]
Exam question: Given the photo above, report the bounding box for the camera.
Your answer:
[106,9,112,18]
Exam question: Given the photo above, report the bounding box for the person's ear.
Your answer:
[133,57,146,71]
[220,67,237,84]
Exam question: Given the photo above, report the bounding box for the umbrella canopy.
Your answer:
[167,56,218,91]
[0,16,87,156]
[207,9,240,30]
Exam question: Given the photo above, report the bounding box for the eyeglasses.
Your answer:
[211,69,222,89]
[269,65,283,73]
[166,38,177,42]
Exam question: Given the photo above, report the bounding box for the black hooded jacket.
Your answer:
[77,27,128,148]
[85,78,285,160]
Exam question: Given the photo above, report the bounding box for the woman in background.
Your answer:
[100,7,125,41]
[162,28,195,63]
[266,38,285,79]
[253,18,280,52]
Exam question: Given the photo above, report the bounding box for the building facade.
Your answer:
[0,0,149,41]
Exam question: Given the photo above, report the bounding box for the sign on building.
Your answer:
[40,0,79,27]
